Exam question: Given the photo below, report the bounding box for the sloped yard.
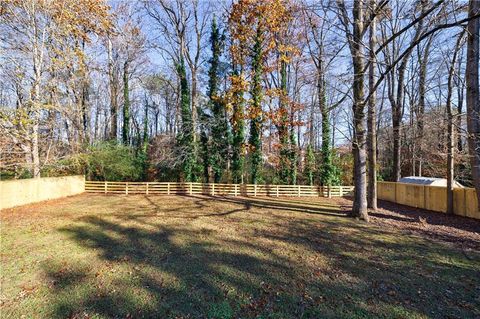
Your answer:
[1,194,479,318]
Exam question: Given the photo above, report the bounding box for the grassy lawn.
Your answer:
[1,194,479,319]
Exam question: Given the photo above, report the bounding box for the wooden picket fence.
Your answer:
[84,181,354,198]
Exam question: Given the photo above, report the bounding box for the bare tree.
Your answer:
[337,0,369,221]
[446,30,465,214]
[367,0,378,210]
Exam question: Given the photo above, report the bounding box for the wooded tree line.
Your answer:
[1,0,479,219]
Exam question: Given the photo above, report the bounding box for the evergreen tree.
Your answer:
[208,17,228,183]
[249,27,264,184]
[176,56,196,182]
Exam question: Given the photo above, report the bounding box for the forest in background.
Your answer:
[1,0,479,220]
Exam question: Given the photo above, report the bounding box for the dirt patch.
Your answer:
[337,197,480,251]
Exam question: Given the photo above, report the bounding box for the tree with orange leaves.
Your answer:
[229,0,294,184]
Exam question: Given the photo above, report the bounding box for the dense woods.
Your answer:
[1,0,480,219]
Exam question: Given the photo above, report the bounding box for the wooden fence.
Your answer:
[377,181,479,220]
[85,181,354,198]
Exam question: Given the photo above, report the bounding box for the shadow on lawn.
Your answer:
[374,200,480,233]
[178,194,349,218]
[42,196,480,318]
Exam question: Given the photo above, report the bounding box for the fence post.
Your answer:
[104,181,108,194]
[125,182,128,195]
[276,185,279,197]
[189,183,192,195]
[212,183,215,196]
[146,183,149,195]
[339,186,343,197]
[167,182,170,195]
[234,184,238,196]
[298,185,301,197]
[254,184,257,197]
[328,186,331,198]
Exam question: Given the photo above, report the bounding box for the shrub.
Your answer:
[84,142,144,181]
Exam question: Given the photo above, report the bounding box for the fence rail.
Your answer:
[377,181,479,219]
[85,181,354,198]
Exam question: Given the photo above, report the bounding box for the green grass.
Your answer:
[1,194,479,318]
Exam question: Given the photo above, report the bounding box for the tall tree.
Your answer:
[415,34,434,176]
[367,0,378,210]
[278,60,290,184]
[249,26,264,184]
[122,61,130,144]
[446,31,465,214]
[338,0,369,221]
[107,36,119,141]
[303,6,341,187]
[382,1,427,181]
[229,68,247,184]
[466,0,480,209]
[208,17,228,183]
[176,57,196,182]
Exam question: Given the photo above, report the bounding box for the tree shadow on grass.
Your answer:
[177,195,349,218]
[256,217,480,318]
[42,196,480,318]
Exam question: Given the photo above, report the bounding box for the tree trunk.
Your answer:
[367,0,377,210]
[446,32,464,214]
[416,36,433,172]
[390,4,425,181]
[32,121,40,178]
[122,61,130,145]
[108,37,118,141]
[466,0,480,210]
[191,69,197,143]
[351,0,369,221]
